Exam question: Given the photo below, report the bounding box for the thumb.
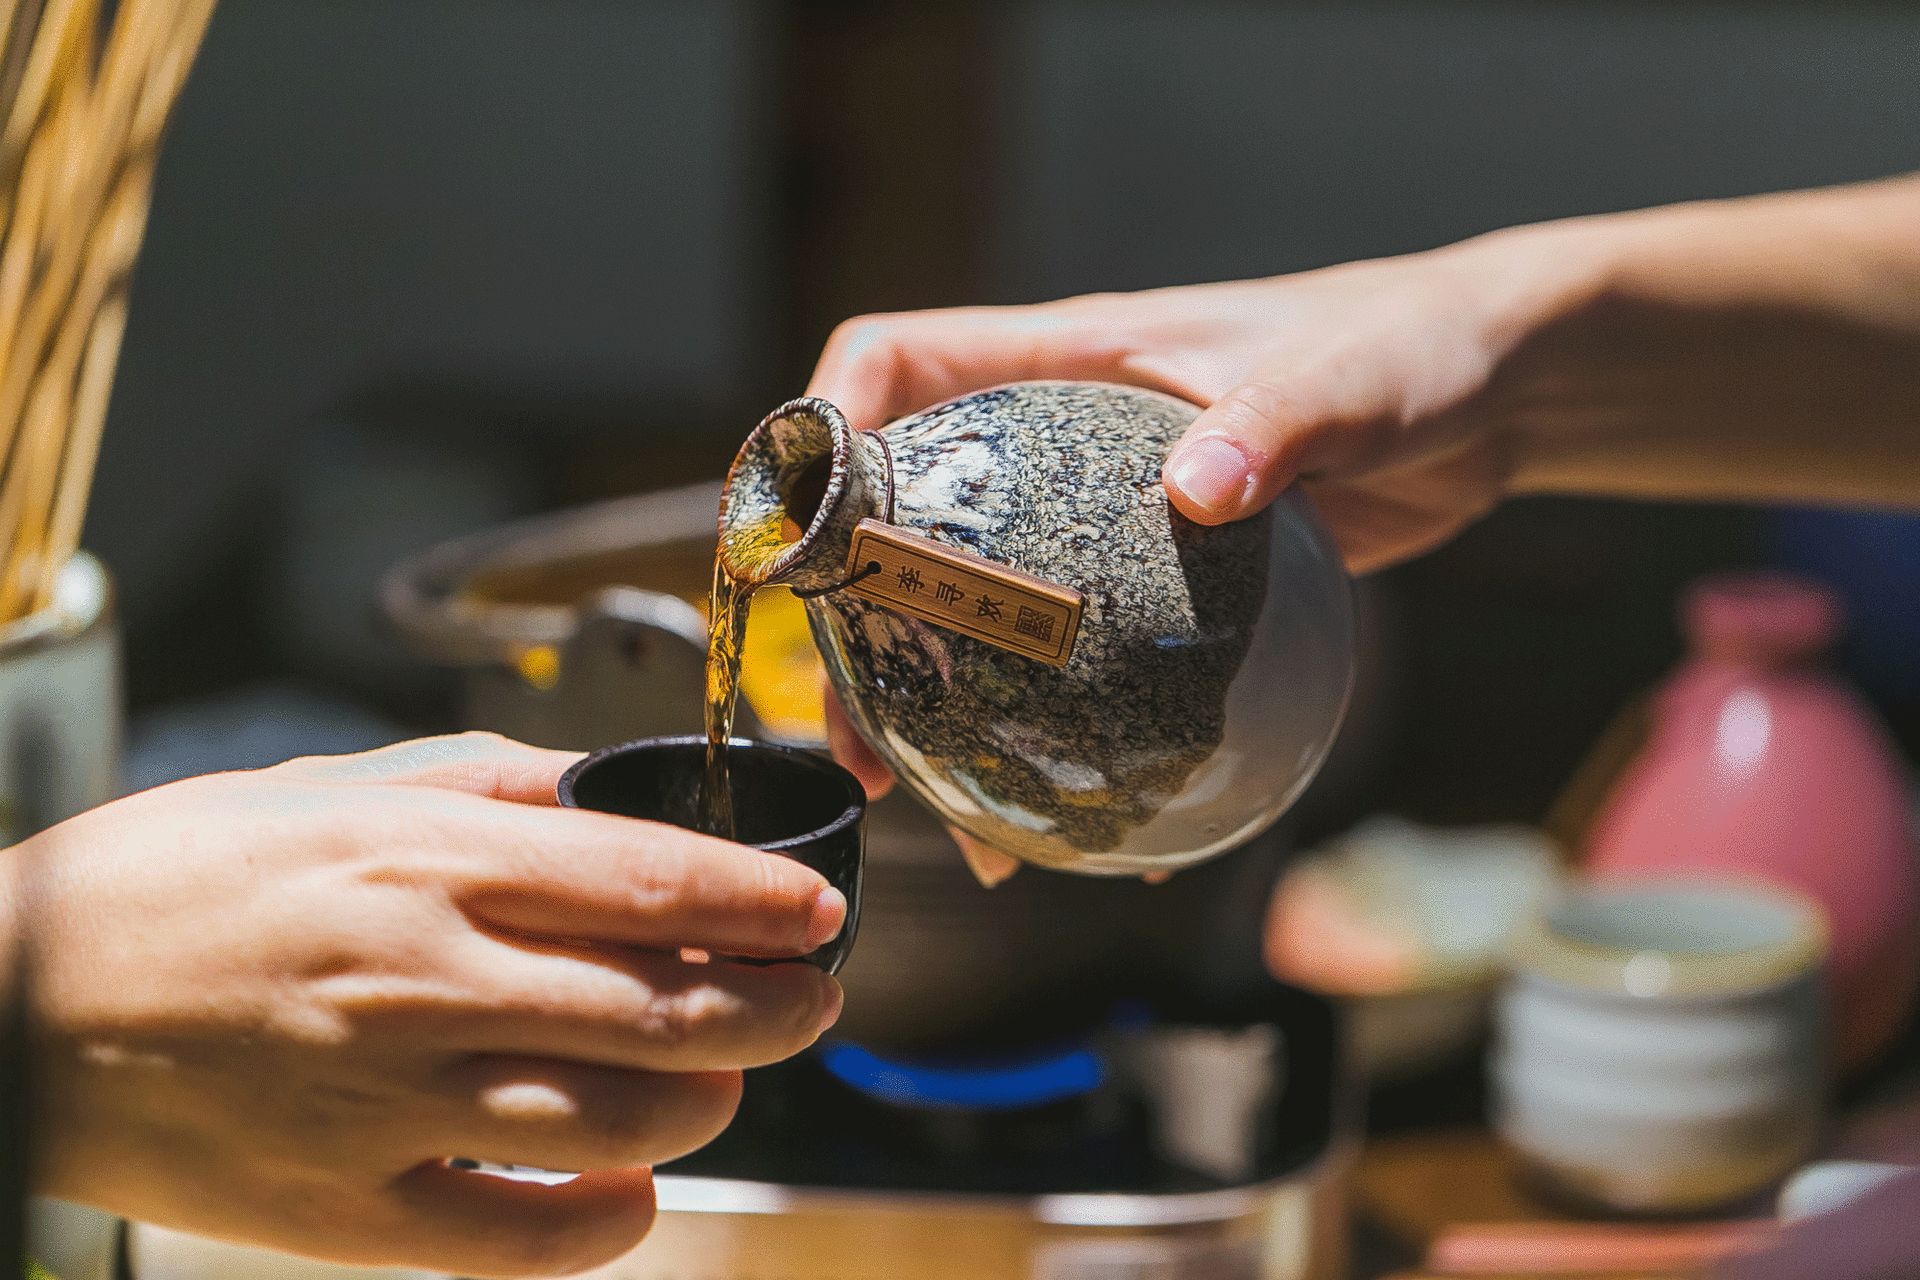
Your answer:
[1163,376,1377,525]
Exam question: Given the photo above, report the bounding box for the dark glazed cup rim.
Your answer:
[557,734,864,852]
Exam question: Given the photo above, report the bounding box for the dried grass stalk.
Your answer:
[0,0,213,621]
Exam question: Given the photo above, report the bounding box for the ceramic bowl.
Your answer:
[1492,878,1828,1214]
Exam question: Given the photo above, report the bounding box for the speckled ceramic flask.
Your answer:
[718,381,1355,876]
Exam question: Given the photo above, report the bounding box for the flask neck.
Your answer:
[718,397,891,593]
[1683,572,1841,669]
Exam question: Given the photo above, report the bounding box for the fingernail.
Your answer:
[1165,436,1256,516]
[815,980,845,1035]
[805,886,848,949]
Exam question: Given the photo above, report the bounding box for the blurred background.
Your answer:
[53,2,1920,1273]
[90,0,1920,1078]
[94,0,1920,802]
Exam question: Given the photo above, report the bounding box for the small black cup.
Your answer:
[557,735,865,974]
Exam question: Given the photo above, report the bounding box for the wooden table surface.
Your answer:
[1354,1128,1776,1280]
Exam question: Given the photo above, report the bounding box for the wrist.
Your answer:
[0,840,24,1011]
[1562,176,1920,325]
[1436,175,1920,345]
[1454,176,1920,504]
[6,825,102,1205]
[1425,214,1636,494]
[1443,213,1626,351]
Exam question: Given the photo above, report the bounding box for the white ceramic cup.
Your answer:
[1492,878,1827,1214]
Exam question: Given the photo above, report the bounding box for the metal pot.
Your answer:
[0,552,120,844]
[383,486,1276,1048]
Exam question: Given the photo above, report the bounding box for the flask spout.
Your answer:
[718,397,890,593]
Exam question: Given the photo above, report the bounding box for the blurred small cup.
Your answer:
[1492,878,1827,1215]
[1264,816,1562,1081]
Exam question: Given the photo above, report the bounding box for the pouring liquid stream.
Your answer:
[700,490,817,840]
[699,561,752,839]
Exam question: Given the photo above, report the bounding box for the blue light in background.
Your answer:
[817,1039,1106,1111]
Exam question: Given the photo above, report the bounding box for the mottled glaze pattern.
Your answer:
[728,381,1355,875]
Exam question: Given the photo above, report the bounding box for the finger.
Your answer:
[282,732,583,806]
[807,303,1131,432]
[823,681,893,800]
[428,1056,742,1173]
[950,828,1021,888]
[470,936,843,1072]
[1162,370,1395,524]
[454,801,845,957]
[387,1160,656,1279]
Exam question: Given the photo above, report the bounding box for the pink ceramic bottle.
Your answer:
[1584,573,1920,1070]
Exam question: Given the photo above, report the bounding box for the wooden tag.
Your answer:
[842,519,1083,667]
